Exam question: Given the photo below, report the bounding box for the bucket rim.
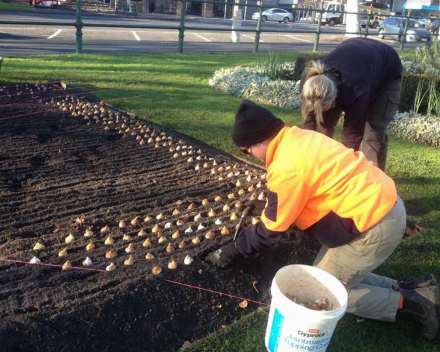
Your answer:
[272,264,348,315]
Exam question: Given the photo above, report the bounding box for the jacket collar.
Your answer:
[265,126,290,168]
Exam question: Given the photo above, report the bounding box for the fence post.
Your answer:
[313,7,322,52]
[178,0,186,53]
[400,10,411,51]
[253,4,263,53]
[75,0,83,54]
[364,13,371,38]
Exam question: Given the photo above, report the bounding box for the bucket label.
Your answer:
[283,328,332,351]
[268,308,284,351]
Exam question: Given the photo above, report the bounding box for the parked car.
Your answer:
[252,8,293,23]
[33,0,59,6]
[359,14,382,29]
[378,17,432,42]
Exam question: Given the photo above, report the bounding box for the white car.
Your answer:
[252,8,294,23]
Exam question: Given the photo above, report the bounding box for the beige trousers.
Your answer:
[313,196,406,322]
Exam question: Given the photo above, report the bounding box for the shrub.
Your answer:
[291,53,327,81]
[401,73,440,114]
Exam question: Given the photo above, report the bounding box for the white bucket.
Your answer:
[265,265,348,352]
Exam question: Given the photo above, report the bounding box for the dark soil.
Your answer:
[0,82,319,352]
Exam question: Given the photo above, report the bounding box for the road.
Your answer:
[0,10,422,55]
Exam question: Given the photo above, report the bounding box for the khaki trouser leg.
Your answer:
[313,196,406,321]
[363,79,402,171]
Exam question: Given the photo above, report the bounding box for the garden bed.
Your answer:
[0,82,318,352]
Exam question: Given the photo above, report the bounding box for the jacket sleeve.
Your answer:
[261,171,310,233]
[234,222,285,256]
[235,172,310,256]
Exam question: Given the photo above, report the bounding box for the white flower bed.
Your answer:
[389,112,440,148]
[208,66,301,109]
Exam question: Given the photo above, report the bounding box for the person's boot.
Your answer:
[400,285,440,341]
[399,274,437,290]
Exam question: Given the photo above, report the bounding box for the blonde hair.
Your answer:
[301,61,337,126]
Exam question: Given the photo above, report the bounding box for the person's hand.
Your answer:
[244,200,266,216]
[208,242,240,268]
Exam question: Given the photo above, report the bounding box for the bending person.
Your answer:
[209,100,439,341]
[300,37,402,171]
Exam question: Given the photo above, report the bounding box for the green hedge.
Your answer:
[291,53,440,114]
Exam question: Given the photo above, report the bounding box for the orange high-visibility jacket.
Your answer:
[235,126,397,255]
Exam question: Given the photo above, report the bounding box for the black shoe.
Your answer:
[399,274,437,290]
[401,285,440,341]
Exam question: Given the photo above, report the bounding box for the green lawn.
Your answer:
[0,2,35,11]
[2,53,440,352]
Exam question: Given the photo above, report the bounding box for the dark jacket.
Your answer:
[301,38,402,150]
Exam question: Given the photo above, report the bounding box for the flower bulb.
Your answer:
[178,240,186,248]
[185,227,193,233]
[144,216,153,223]
[248,185,255,192]
[123,234,132,241]
[195,164,201,171]
[106,262,116,272]
[205,231,215,240]
[257,181,263,188]
[168,260,178,270]
[207,208,216,217]
[227,193,235,199]
[235,201,242,208]
[145,253,155,260]
[194,213,202,222]
[86,242,95,251]
[158,236,167,244]
[258,192,266,201]
[82,257,92,266]
[227,172,234,178]
[203,163,209,168]
[156,213,165,220]
[75,216,85,225]
[131,217,139,226]
[184,256,194,265]
[172,209,181,216]
[152,225,161,233]
[238,189,246,196]
[152,266,162,275]
[33,242,45,250]
[172,230,180,239]
[215,218,222,225]
[119,220,126,229]
[142,238,152,247]
[65,233,75,244]
[125,244,134,253]
[84,229,93,237]
[223,204,230,212]
[187,203,195,210]
[197,224,206,231]
[106,249,117,259]
[58,248,68,257]
[30,256,41,264]
[138,229,146,237]
[214,196,223,202]
[192,236,201,245]
[176,220,184,226]
[187,157,194,163]
[166,243,175,253]
[230,213,238,220]
[211,168,216,174]
[252,217,260,225]
[236,180,242,187]
[139,139,146,145]
[124,255,135,266]
[164,222,172,229]
[173,153,179,158]
[202,199,209,206]
[212,160,217,166]
[246,175,252,182]
[221,226,230,235]
[62,261,72,270]
[104,235,114,245]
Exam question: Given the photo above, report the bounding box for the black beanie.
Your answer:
[232,100,285,147]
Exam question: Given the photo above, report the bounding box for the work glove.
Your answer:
[208,242,240,268]
[244,200,266,217]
